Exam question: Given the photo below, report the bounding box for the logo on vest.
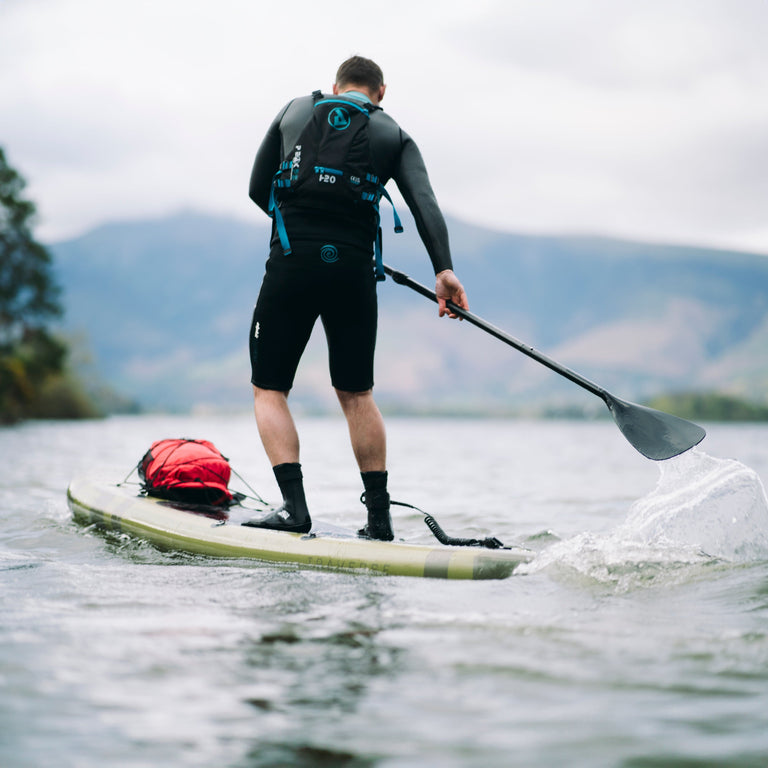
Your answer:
[328,107,351,130]
[320,244,339,263]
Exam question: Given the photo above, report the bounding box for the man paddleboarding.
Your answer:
[245,56,468,540]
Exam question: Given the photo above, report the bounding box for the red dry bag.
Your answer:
[139,438,234,507]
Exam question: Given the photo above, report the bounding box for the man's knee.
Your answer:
[335,388,373,409]
[254,385,288,397]
[253,386,290,409]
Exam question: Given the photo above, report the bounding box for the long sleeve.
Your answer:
[368,111,453,275]
[248,104,290,214]
[391,133,453,274]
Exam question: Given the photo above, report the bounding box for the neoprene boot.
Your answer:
[358,470,394,541]
[243,462,311,534]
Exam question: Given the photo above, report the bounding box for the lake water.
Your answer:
[2,414,768,767]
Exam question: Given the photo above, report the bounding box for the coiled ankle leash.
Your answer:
[381,498,507,550]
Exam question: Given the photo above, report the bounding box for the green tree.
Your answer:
[0,146,66,423]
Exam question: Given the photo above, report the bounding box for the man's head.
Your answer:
[333,56,386,104]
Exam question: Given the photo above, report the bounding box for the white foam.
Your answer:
[519,449,768,583]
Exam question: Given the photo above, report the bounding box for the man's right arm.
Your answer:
[392,135,454,276]
[388,128,469,316]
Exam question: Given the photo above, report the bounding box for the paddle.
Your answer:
[383,264,706,461]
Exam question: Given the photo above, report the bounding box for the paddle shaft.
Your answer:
[384,264,706,460]
[384,265,609,404]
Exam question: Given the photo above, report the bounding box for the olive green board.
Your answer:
[67,477,532,580]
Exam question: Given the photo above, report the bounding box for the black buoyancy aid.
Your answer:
[268,91,402,280]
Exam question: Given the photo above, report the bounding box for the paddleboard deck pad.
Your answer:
[67,477,532,580]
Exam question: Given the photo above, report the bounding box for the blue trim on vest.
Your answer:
[314,98,371,118]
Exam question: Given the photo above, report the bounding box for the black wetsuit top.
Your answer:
[248,93,453,274]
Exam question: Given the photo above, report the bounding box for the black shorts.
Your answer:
[249,242,378,392]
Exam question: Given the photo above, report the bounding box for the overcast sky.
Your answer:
[3,0,768,253]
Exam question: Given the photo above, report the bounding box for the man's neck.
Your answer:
[340,89,372,104]
[333,83,381,105]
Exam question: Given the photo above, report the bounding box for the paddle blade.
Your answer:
[605,395,706,461]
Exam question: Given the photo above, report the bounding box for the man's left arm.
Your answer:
[392,134,469,317]
[248,108,287,214]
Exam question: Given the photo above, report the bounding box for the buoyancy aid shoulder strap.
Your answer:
[268,168,293,255]
[372,186,403,281]
[267,92,324,255]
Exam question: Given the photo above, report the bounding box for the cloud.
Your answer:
[449,0,768,89]
[2,0,768,253]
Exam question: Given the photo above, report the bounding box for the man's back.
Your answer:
[249,91,452,274]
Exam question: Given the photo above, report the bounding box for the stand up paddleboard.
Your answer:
[67,477,532,580]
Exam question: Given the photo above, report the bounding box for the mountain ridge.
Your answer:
[51,209,768,413]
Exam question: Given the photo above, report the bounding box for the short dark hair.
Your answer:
[335,56,384,91]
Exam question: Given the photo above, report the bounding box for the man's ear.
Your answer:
[332,83,340,95]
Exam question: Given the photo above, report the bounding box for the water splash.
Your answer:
[618,448,768,562]
[519,449,768,585]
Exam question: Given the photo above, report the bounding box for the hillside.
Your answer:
[51,210,768,413]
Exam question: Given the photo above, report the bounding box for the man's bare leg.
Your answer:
[336,389,393,540]
[335,389,386,472]
[252,386,300,466]
[245,386,310,532]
